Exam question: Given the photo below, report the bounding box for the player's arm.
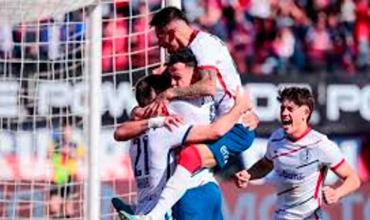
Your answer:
[159,68,216,100]
[234,157,274,188]
[247,157,274,180]
[130,99,170,120]
[114,120,148,141]
[185,87,248,143]
[323,161,361,204]
[114,115,183,141]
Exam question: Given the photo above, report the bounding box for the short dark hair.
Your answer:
[150,7,189,29]
[168,48,197,67]
[277,87,314,120]
[134,73,171,107]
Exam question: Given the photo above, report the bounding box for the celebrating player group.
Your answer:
[112,7,361,220]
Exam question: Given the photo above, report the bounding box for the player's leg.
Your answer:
[49,189,62,217]
[145,125,255,219]
[142,145,206,219]
[207,123,255,169]
[173,182,223,220]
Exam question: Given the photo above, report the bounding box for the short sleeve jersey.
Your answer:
[131,100,216,215]
[265,128,345,219]
[189,31,242,118]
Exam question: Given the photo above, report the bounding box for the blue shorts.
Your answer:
[172,182,223,220]
[206,124,255,169]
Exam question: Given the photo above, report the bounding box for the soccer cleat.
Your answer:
[111,198,151,220]
[111,197,134,220]
[117,211,149,220]
[117,210,136,220]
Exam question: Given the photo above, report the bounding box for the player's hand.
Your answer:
[234,87,252,114]
[242,111,259,130]
[131,106,145,120]
[164,115,184,131]
[234,170,251,188]
[322,186,340,205]
[143,100,168,118]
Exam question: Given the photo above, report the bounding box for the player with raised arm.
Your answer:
[145,8,259,175]
[235,87,361,220]
[118,49,256,220]
[114,73,251,220]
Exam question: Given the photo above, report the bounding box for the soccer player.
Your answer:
[139,6,248,120]
[118,50,256,220]
[114,74,251,220]
[145,7,258,171]
[235,87,361,219]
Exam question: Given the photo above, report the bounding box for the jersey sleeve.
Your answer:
[317,139,345,170]
[190,36,220,68]
[264,140,274,161]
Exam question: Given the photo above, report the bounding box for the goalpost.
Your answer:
[0,0,180,219]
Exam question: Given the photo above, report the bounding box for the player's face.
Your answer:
[155,23,181,53]
[169,62,193,88]
[280,100,309,137]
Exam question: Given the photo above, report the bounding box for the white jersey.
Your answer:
[168,96,215,124]
[169,98,217,188]
[189,31,242,118]
[265,128,345,220]
[130,100,216,215]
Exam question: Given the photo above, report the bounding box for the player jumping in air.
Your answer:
[118,48,256,219]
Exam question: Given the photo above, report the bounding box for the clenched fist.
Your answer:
[234,170,251,188]
[322,186,340,205]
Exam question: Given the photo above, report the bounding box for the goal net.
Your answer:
[0,0,164,219]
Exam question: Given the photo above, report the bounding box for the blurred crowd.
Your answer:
[0,0,368,76]
[185,0,369,75]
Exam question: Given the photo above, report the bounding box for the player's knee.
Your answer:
[178,145,202,173]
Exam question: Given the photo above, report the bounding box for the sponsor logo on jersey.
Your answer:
[220,145,230,164]
[277,169,304,180]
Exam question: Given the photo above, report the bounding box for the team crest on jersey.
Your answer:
[299,148,312,162]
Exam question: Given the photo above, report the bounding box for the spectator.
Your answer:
[305,12,333,72]
[354,0,369,71]
[102,15,128,73]
[273,26,296,74]
[0,24,13,59]
[131,2,159,67]
[226,6,256,73]
[2,1,368,75]
[340,0,356,34]
[48,124,84,218]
